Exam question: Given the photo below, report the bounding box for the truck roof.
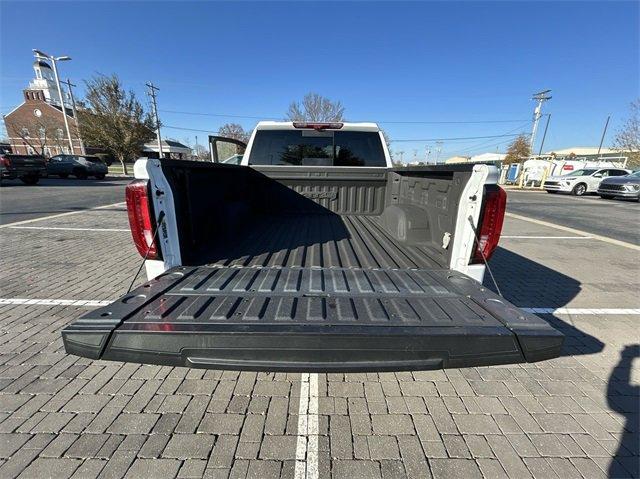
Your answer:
[255,121,380,132]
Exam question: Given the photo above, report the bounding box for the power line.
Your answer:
[389,133,524,143]
[159,109,273,120]
[159,108,529,125]
[446,122,531,156]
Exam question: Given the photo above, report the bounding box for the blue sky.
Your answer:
[1,1,638,160]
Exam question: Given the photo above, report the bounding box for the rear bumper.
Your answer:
[63,323,563,373]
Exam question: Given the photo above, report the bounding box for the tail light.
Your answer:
[0,156,11,167]
[293,122,344,130]
[471,186,507,264]
[125,180,161,260]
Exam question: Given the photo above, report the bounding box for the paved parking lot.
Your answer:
[0,185,638,478]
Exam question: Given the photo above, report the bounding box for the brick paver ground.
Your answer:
[0,203,638,478]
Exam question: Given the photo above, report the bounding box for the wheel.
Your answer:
[94,173,106,180]
[572,183,587,196]
[20,176,39,185]
[59,173,69,179]
[73,168,88,180]
[599,194,613,200]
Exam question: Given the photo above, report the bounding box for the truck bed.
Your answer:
[206,214,444,269]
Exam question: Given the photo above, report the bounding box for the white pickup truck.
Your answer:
[63,121,562,372]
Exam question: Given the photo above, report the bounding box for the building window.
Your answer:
[39,127,46,139]
[27,146,35,155]
[56,128,64,139]
[21,128,30,138]
[36,70,42,79]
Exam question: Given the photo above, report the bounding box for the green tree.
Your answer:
[286,93,345,122]
[77,74,155,175]
[613,99,640,168]
[503,135,530,164]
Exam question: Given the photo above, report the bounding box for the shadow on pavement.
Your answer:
[607,345,640,478]
[485,246,604,356]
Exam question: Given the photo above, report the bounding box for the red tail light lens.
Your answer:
[125,180,160,260]
[293,122,344,130]
[0,156,11,167]
[472,186,507,264]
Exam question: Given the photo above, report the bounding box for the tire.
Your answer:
[73,168,88,180]
[572,183,587,196]
[94,173,106,180]
[20,176,39,185]
[59,173,69,179]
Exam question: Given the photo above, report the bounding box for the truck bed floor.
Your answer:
[206,214,445,270]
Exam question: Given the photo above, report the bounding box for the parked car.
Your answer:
[221,154,243,165]
[47,154,108,179]
[63,120,563,373]
[598,170,640,201]
[0,154,47,185]
[543,167,631,196]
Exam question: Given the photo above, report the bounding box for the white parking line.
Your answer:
[523,307,640,315]
[0,298,111,307]
[294,373,319,479]
[0,202,126,229]
[8,226,129,232]
[501,235,593,239]
[505,212,640,251]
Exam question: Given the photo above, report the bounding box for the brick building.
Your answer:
[3,60,83,156]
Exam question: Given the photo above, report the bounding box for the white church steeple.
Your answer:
[28,59,66,107]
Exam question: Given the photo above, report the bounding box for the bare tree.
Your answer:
[193,143,210,161]
[218,123,250,143]
[286,93,345,122]
[77,74,155,175]
[10,116,67,157]
[503,135,530,164]
[613,99,640,167]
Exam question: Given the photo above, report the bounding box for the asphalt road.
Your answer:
[0,177,130,225]
[506,189,640,245]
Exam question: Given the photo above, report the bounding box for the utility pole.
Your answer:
[146,82,163,159]
[537,113,551,156]
[61,78,86,155]
[435,141,443,163]
[596,115,610,159]
[530,90,552,154]
[398,151,404,163]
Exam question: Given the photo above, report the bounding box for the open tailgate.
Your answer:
[62,266,563,372]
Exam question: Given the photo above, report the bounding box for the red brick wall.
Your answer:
[4,93,83,156]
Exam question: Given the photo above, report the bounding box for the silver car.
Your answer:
[543,167,631,196]
[598,170,640,201]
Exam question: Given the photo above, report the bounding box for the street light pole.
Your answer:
[33,50,74,154]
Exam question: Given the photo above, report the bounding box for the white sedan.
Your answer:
[543,167,631,196]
